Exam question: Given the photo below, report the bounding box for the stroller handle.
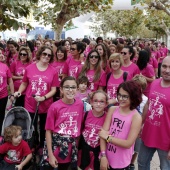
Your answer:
[31,101,40,129]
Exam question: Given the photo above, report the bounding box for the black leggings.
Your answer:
[0,96,8,134]
[29,112,47,147]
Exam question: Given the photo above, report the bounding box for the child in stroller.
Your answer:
[0,125,32,170]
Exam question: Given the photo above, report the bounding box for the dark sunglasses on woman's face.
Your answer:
[70,48,77,51]
[42,52,52,58]
[89,55,99,59]
[121,52,127,55]
[19,53,27,56]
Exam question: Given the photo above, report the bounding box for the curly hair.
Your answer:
[4,125,22,142]
[117,80,142,110]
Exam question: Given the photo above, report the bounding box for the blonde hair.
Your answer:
[4,125,22,142]
[133,74,147,91]
[109,53,123,68]
[90,90,109,102]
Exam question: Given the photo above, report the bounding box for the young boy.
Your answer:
[0,125,32,170]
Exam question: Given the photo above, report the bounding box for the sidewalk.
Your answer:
[135,152,160,170]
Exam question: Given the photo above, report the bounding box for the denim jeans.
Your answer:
[138,141,170,170]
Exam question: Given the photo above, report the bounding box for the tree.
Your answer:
[89,0,170,39]
[147,0,170,16]
[90,9,146,38]
[33,0,113,40]
[0,0,38,30]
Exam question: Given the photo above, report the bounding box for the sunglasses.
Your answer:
[121,52,127,55]
[19,53,27,56]
[70,48,77,51]
[89,55,99,59]
[42,52,52,58]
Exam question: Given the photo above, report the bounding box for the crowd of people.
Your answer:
[0,36,170,170]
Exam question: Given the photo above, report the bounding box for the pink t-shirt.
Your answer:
[50,61,65,87]
[75,89,91,102]
[7,53,18,65]
[10,60,31,91]
[82,110,106,148]
[63,58,83,78]
[22,63,58,113]
[121,62,140,80]
[140,64,155,97]
[0,62,12,99]
[141,79,170,151]
[155,50,162,63]
[149,57,158,69]
[106,107,135,169]
[107,72,129,99]
[86,69,106,92]
[45,99,84,163]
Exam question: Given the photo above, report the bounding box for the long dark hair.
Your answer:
[137,50,149,70]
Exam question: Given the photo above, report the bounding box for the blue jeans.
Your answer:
[138,141,170,170]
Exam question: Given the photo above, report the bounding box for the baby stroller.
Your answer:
[0,100,40,170]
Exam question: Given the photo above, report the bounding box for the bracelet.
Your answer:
[98,151,106,159]
[44,96,47,100]
[106,135,110,143]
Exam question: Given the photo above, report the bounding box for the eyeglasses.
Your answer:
[19,53,27,56]
[70,48,77,51]
[121,52,127,55]
[117,93,129,100]
[63,86,77,91]
[42,52,52,58]
[93,99,106,105]
[89,55,100,59]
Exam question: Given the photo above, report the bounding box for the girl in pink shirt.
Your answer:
[99,80,142,170]
[78,49,106,92]
[78,90,108,170]
[45,76,84,170]
[51,46,67,101]
[10,46,32,107]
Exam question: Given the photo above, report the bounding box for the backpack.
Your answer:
[106,71,128,87]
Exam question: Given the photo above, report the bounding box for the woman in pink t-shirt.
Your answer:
[45,76,84,170]
[14,46,57,149]
[95,43,110,74]
[51,46,67,101]
[99,80,142,170]
[78,49,106,92]
[137,50,155,97]
[61,39,72,58]
[78,90,108,170]
[107,53,127,106]
[62,41,86,79]
[10,46,32,107]
[6,41,19,66]
[0,49,14,134]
